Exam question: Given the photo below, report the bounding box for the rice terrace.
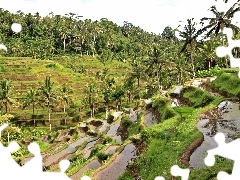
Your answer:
[1,0,240,179]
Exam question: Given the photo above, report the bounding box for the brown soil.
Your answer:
[88,120,103,127]
[117,124,128,142]
[179,137,204,167]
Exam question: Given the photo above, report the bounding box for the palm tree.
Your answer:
[111,84,125,111]
[198,36,221,69]
[178,18,203,79]
[39,77,56,128]
[83,79,99,118]
[0,79,14,114]
[201,1,240,37]
[144,44,175,92]
[22,88,40,127]
[200,1,240,67]
[57,83,73,125]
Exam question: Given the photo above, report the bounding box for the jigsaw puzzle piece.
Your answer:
[154,165,189,180]
[59,159,70,173]
[216,46,228,58]
[217,171,234,180]
[204,132,227,167]
[22,142,43,173]
[0,141,21,177]
[171,165,190,180]
[154,176,165,180]
[80,176,91,180]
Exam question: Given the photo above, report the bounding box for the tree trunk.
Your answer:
[105,106,109,119]
[63,38,66,53]
[64,104,66,125]
[221,30,228,68]
[33,103,35,127]
[208,59,211,70]
[190,44,195,79]
[156,70,162,92]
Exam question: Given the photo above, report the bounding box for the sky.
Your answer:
[0,0,238,35]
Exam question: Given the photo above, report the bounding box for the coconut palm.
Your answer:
[200,1,240,67]
[178,18,204,79]
[57,83,73,125]
[39,77,56,128]
[83,79,99,118]
[22,88,40,127]
[200,1,240,37]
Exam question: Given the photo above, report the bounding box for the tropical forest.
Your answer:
[0,0,240,179]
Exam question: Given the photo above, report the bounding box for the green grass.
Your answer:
[173,106,195,119]
[180,86,215,108]
[119,89,225,180]
[212,72,240,97]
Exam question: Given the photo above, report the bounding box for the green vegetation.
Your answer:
[212,72,240,97]
[120,90,226,180]
[0,0,240,179]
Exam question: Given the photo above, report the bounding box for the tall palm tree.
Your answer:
[201,1,240,37]
[83,79,99,118]
[39,77,56,128]
[22,88,40,127]
[144,44,175,91]
[200,1,240,67]
[57,83,73,125]
[178,18,203,79]
[0,79,14,114]
[198,36,221,69]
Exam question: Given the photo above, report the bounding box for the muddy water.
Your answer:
[70,159,102,180]
[144,110,158,127]
[93,143,137,180]
[190,101,240,168]
[99,120,109,132]
[82,140,97,159]
[107,121,120,136]
[43,136,90,166]
[105,145,118,155]
[106,120,123,142]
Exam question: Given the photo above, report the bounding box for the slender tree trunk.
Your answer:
[48,100,51,123]
[105,105,109,119]
[33,103,35,127]
[64,104,66,125]
[208,59,211,70]
[190,44,195,79]
[63,38,66,53]
[221,29,228,68]
[5,103,7,114]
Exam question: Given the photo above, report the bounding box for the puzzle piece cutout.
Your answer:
[0,23,22,52]
[0,123,73,180]
[204,132,240,179]
[215,27,240,78]
[154,165,190,180]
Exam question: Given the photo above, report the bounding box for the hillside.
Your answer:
[0,56,131,129]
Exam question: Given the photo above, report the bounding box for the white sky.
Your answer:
[0,0,238,34]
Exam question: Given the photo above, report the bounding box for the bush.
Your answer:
[121,116,133,126]
[196,65,222,78]
[102,136,114,144]
[180,86,215,108]
[212,72,240,97]
[96,152,109,161]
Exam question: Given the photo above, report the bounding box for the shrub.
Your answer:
[96,152,109,161]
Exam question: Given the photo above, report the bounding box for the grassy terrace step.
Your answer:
[0,56,131,128]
